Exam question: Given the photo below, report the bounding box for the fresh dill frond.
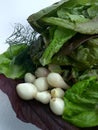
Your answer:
[5,23,45,69]
[6,23,38,45]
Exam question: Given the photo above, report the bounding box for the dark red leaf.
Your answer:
[59,34,98,55]
[0,74,98,130]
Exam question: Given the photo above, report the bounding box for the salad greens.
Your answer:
[40,27,76,65]
[27,0,98,84]
[28,0,98,67]
[1,0,98,128]
[0,44,27,79]
[0,44,36,79]
[63,76,98,127]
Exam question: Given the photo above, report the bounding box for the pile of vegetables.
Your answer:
[1,0,98,129]
[16,69,67,115]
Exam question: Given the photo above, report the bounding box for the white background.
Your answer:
[0,0,59,53]
[0,0,59,130]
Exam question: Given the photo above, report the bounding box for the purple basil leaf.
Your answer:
[0,74,98,130]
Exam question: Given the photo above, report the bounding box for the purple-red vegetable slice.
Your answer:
[0,74,98,130]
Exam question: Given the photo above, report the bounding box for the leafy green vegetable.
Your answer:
[63,76,98,127]
[27,2,98,127]
[87,5,98,18]
[0,0,98,128]
[28,0,98,34]
[27,0,98,68]
[69,38,98,70]
[30,35,45,65]
[0,44,26,78]
[42,16,98,35]
[50,36,98,71]
[78,69,98,80]
[27,0,69,33]
[0,44,36,79]
[40,27,76,66]
[71,37,98,70]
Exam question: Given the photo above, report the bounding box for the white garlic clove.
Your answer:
[24,72,36,83]
[49,98,64,115]
[35,67,49,77]
[34,77,49,91]
[51,88,65,98]
[35,91,51,104]
[47,72,69,89]
[16,83,37,100]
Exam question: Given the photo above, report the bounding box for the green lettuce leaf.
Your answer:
[63,76,98,127]
[69,38,98,70]
[51,37,98,71]
[27,0,69,33]
[42,15,98,34]
[0,44,33,79]
[40,27,76,66]
[28,0,98,34]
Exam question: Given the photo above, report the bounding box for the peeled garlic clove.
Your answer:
[16,83,37,100]
[51,88,65,98]
[34,77,49,91]
[35,91,51,104]
[50,98,64,115]
[35,67,49,77]
[24,72,36,83]
[47,72,69,89]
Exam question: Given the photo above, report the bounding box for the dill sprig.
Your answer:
[6,23,38,45]
[5,23,45,68]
